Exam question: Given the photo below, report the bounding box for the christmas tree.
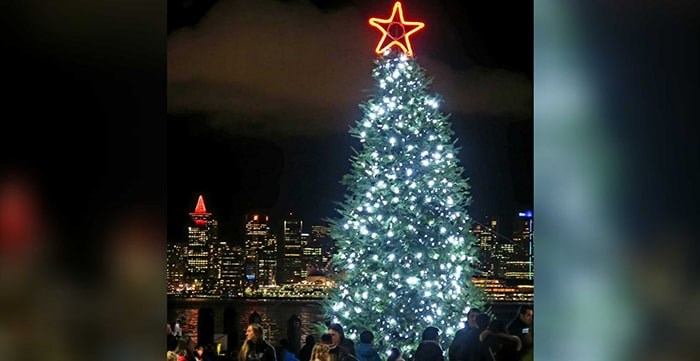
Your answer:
[324,2,483,357]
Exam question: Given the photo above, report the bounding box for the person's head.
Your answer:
[240,324,265,361]
[195,345,205,356]
[320,333,333,345]
[360,330,374,344]
[475,313,490,330]
[175,338,190,355]
[488,320,506,334]
[328,323,345,346]
[305,335,316,344]
[421,326,440,342]
[311,343,331,361]
[245,323,264,342]
[167,351,179,361]
[517,305,533,326]
[466,308,482,328]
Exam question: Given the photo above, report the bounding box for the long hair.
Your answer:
[239,323,264,361]
[328,324,345,342]
[175,338,191,358]
[311,343,331,361]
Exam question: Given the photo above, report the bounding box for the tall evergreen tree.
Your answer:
[325,50,484,356]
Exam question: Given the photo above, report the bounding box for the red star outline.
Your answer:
[368,2,425,57]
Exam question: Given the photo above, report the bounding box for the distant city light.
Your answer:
[518,210,533,218]
[168,196,532,303]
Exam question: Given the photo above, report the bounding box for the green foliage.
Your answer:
[323,54,484,357]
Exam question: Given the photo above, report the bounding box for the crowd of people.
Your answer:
[447,306,533,361]
[166,305,533,361]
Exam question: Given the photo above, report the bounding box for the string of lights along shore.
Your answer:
[322,2,531,356]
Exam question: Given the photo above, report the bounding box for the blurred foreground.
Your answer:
[0,0,698,360]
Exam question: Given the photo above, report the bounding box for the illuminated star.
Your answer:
[369,2,425,57]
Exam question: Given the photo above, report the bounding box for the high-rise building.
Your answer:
[219,242,244,296]
[311,225,333,269]
[505,211,534,280]
[283,213,303,284]
[473,217,499,278]
[300,232,310,279]
[300,232,326,278]
[303,228,325,276]
[245,214,272,286]
[258,233,278,286]
[470,212,534,302]
[185,195,219,293]
[167,242,186,293]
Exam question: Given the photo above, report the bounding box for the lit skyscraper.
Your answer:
[473,217,499,277]
[258,232,278,285]
[219,242,244,296]
[471,212,534,302]
[185,195,218,292]
[505,211,534,280]
[167,242,186,293]
[283,213,303,284]
[311,225,333,269]
[245,214,272,286]
[300,232,311,279]
[303,228,324,276]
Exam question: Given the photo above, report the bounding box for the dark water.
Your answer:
[167,298,325,349]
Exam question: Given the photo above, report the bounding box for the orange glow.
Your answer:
[369,2,425,57]
[253,215,259,221]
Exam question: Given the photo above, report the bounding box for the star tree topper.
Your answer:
[369,2,425,57]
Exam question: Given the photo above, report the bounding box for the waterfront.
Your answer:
[168,297,525,351]
[168,298,325,348]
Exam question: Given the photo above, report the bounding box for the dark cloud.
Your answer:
[168,0,532,136]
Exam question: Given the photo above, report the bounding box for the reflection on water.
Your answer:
[168,299,325,349]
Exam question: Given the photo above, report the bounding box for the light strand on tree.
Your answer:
[324,52,484,357]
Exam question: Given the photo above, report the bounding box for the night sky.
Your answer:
[168,0,533,244]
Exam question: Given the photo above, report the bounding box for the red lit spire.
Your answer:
[189,194,211,226]
[193,195,208,214]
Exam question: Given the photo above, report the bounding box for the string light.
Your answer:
[325,37,481,356]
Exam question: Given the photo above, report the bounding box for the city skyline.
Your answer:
[168,193,533,302]
[168,193,533,247]
[168,193,336,297]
